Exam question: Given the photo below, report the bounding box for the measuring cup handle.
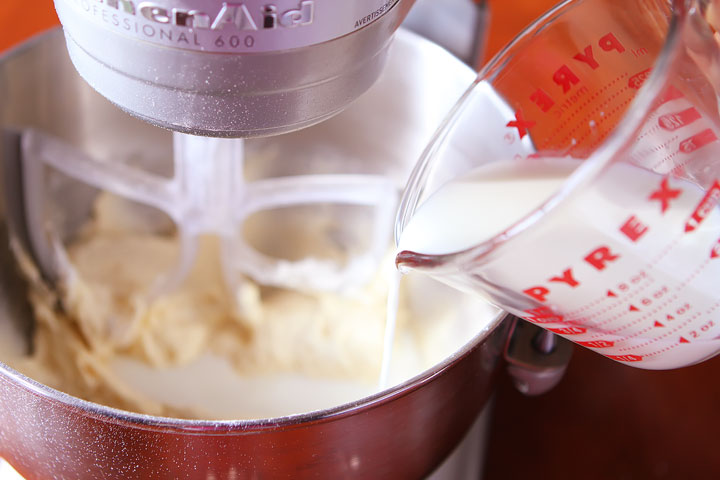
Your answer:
[503,316,573,396]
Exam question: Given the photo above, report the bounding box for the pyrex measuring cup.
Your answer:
[396,0,720,369]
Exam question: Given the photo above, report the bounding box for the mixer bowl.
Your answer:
[0,28,508,479]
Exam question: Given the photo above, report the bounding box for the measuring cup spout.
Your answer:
[395,250,447,273]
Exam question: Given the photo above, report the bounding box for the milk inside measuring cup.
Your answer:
[397,158,577,255]
[398,86,720,369]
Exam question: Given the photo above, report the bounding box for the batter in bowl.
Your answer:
[7,192,497,419]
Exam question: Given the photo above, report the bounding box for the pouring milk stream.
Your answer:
[394,0,720,369]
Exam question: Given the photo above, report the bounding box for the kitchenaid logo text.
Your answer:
[93,0,314,30]
[62,0,394,52]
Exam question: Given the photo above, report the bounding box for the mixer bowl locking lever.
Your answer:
[504,316,573,396]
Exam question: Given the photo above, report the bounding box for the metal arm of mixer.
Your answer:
[504,315,574,396]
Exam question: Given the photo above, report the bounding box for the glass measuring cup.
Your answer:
[396,0,720,369]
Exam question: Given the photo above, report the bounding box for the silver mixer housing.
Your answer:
[54,0,414,137]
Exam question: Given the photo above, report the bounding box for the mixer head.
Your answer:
[53,0,415,137]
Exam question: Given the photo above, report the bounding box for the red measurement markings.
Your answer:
[531,274,652,329]
[678,129,718,154]
[576,298,645,334]
[636,87,684,139]
[608,233,719,341]
[658,107,701,131]
[548,326,587,335]
[646,134,680,153]
[522,306,564,324]
[634,85,686,144]
[711,238,720,259]
[585,271,652,322]
[642,134,680,169]
[684,180,720,232]
[636,85,684,141]
[653,125,718,174]
[632,133,682,172]
[644,300,720,359]
[616,302,699,352]
[562,91,632,151]
[633,86,690,168]
[577,339,615,348]
[575,235,689,333]
[583,279,671,333]
[650,151,681,173]
[627,68,651,89]
[566,275,655,324]
[636,123,661,143]
[685,318,716,340]
[588,293,679,342]
[609,306,673,344]
[606,354,643,362]
[537,73,630,149]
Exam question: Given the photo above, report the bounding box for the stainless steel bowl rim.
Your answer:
[0,311,504,433]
